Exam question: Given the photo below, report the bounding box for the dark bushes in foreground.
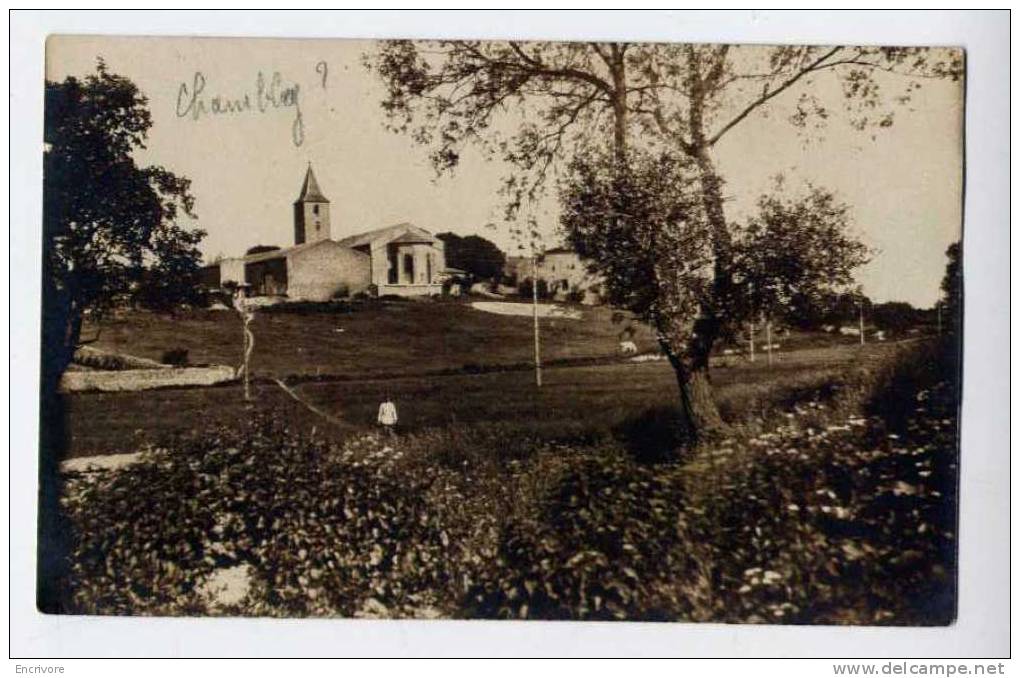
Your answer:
[683,338,959,624]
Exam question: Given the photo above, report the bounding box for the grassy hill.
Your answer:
[85,298,660,379]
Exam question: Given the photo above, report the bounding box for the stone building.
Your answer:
[337,223,445,296]
[504,247,603,302]
[200,166,445,300]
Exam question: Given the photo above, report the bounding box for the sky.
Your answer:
[46,36,963,307]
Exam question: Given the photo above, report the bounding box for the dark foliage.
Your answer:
[940,241,962,336]
[516,277,552,300]
[43,59,205,370]
[870,301,923,335]
[465,449,708,620]
[684,339,959,624]
[41,57,205,614]
[62,417,456,616]
[245,245,282,256]
[160,348,190,367]
[436,232,507,281]
[731,187,870,328]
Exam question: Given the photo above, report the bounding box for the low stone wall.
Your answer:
[377,283,442,297]
[60,365,237,393]
[74,345,168,370]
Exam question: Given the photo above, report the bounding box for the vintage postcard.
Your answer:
[39,34,963,624]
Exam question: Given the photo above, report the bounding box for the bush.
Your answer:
[261,300,358,315]
[463,447,711,620]
[61,415,456,617]
[517,278,551,300]
[683,339,959,624]
[161,348,189,366]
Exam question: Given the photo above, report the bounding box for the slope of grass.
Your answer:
[84,299,660,379]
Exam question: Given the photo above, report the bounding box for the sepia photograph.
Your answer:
[36,30,967,628]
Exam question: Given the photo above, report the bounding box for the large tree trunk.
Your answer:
[667,154,734,441]
[609,43,628,165]
[656,321,724,444]
[650,48,733,441]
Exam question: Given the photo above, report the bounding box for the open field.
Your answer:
[64,299,884,458]
[63,339,896,458]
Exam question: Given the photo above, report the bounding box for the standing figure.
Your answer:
[377,396,398,438]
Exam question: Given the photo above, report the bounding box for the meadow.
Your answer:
[65,299,868,458]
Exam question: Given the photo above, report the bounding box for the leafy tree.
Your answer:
[562,148,717,432]
[368,40,961,438]
[822,291,873,329]
[783,288,871,331]
[436,232,506,281]
[41,61,205,611]
[939,241,962,334]
[43,60,205,380]
[731,185,871,329]
[871,301,920,335]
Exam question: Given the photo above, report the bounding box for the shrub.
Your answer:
[161,348,189,366]
[517,278,551,300]
[261,300,357,315]
[61,414,456,617]
[463,447,711,620]
[564,286,585,304]
[683,339,959,624]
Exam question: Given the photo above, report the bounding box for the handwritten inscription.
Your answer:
[175,71,305,147]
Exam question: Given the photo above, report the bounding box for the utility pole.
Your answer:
[232,288,255,402]
[746,281,755,362]
[748,318,755,362]
[531,254,542,388]
[859,299,866,346]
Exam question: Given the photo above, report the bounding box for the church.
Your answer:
[201,166,447,300]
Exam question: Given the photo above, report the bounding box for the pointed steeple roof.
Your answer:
[295,164,329,203]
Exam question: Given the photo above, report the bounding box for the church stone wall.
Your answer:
[287,242,371,301]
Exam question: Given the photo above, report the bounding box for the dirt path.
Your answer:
[470,300,583,320]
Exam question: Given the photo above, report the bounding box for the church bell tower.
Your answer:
[294,164,331,245]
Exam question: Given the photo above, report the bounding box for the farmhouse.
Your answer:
[201,166,446,300]
[505,247,603,302]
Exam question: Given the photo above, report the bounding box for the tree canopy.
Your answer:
[940,241,962,334]
[436,232,507,280]
[731,184,871,326]
[43,60,205,373]
[368,40,962,439]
